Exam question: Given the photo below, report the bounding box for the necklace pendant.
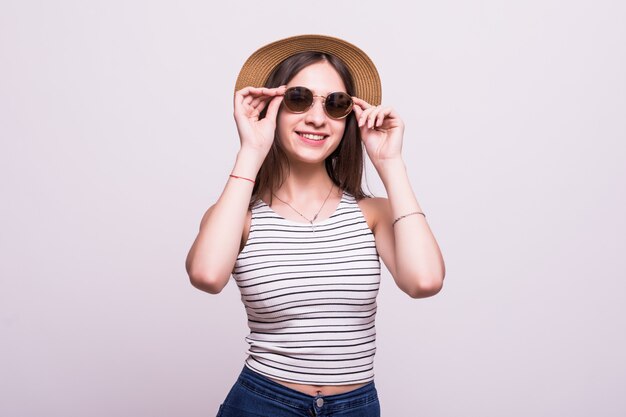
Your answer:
[271,184,335,235]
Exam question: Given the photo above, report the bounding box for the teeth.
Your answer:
[300,133,325,140]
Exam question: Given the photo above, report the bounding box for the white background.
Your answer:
[1,0,625,416]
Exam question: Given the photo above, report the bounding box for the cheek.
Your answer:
[332,120,347,140]
[327,122,347,154]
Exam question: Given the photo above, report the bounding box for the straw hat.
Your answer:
[234,34,382,106]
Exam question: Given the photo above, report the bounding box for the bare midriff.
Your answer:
[267,376,368,396]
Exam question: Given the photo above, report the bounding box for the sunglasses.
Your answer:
[282,86,354,120]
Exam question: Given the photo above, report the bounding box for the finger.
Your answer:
[239,86,269,96]
[367,106,384,129]
[234,87,251,107]
[235,87,262,111]
[256,85,287,97]
[235,86,262,105]
[250,95,268,109]
[235,85,286,117]
[352,103,363,120]
[273,85,287,96]
[352,97,373,110]
[264,94,284,122]
[358,106,376,127]
[236,86,285,101]
[255,95,277,116]
[375,108,391,128]
[360,107,377,128]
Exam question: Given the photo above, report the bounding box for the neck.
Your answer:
[273,162,337,203]
[271,179,339,226]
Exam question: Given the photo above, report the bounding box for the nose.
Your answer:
[304,97,326,127]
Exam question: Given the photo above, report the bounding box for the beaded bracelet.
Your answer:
[392,211,426,226]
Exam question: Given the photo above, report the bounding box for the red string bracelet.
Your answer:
[229,174,255,184]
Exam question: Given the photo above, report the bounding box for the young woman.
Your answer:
[186,34,445,417]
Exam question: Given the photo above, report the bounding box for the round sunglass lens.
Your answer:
[284,87,313,113]
[325,92,353,119]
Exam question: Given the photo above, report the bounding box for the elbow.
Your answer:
[189,273,227,294]
[186,266,229,295]
[406,274,445,299]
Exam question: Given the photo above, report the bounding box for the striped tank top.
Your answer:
[232,191,381,385]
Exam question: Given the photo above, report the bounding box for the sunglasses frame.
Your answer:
[282,86,354,120]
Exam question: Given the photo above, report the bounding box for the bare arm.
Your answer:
[374,162,445,298]
[185,86,285,294]
[353,97,445,298]
[185,150,262,293]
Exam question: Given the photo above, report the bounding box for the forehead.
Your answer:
[287,61,347,94]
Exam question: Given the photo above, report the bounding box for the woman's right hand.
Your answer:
[185,86,285,294]
[233,86,286,157]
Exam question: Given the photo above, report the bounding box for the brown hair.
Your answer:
[249,51,370,208]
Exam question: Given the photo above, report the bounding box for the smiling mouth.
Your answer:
[297,132,328,141]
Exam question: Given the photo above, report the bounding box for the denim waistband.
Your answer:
[237,365,379,414]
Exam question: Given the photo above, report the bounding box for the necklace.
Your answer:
[272,184,335,232]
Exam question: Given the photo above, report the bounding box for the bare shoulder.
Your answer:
[356,196,391,234]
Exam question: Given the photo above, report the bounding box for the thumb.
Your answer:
[264,95,284,123]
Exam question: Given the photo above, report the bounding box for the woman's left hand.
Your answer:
[352,97,405,168]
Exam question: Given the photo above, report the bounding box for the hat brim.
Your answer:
[234,34,382,106]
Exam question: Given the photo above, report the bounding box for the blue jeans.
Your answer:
[216,365,381,416]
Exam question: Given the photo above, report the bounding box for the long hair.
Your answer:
[248,52,369,208]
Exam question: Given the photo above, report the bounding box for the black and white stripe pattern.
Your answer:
[233,192,381,385]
